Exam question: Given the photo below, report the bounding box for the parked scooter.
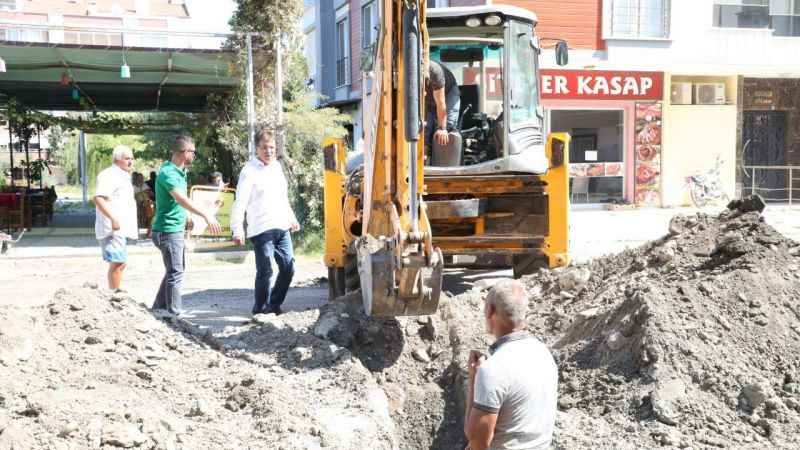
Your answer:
[686,155,729,207]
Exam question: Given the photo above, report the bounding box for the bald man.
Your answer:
[464,279,558,450]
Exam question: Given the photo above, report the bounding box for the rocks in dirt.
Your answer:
[187,398,212,418]
[252,313,285,330]
[101,422,147,448]
[58,422,80,438]
[741,381,771,410]
[558,267,591,293]
[411,348,430,363]
[727,194,766,214]
[651,379,687,426]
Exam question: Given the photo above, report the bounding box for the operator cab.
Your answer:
[425,5,567,176]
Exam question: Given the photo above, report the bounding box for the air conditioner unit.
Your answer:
[694,83,726,105]
[670,82,692,105]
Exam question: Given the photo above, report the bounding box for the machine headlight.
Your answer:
[465,17,481,27]
[484,15,502,26]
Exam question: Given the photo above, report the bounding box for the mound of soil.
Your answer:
[510,199,800,449]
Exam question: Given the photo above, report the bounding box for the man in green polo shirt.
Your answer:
[151,135,221,316]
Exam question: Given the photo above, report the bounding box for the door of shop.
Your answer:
[742,111,787,201]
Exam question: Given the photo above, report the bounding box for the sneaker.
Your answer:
[270,306,284,316]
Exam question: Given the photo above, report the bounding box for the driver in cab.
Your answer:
[424,59,460,152]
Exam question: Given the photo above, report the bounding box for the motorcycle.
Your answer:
[685,155,729,207]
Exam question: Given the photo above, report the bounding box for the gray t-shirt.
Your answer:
[473,331,558,450]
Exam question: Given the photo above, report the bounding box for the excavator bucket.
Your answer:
[357,234,442,316]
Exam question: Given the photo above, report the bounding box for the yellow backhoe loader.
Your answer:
[323,2,571,316]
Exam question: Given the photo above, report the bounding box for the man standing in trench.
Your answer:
[94,145,138,291]
[464,279,558,450]
[231,127,299,316]
[151,135,221,316]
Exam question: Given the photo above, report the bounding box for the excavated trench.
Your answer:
[311,291,478,449]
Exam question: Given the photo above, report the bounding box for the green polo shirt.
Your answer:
[152,161,188,233]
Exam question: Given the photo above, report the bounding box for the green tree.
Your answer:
[220,0,350,252]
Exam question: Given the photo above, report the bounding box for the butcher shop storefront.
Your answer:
[542,70,665,207]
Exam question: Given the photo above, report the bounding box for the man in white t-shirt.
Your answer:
[94,145,138,290]
[464,279,558,450]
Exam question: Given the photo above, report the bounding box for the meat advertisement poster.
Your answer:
[635,103,662,206]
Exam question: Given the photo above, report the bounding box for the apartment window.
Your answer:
[64,31,122,46]
[609,0,671,38]
[713,1,770,28]
[336,18,349,87]
[0,0,15,11]
[771,0,800,35]
[362,1,379,48]
[0,28,47,43]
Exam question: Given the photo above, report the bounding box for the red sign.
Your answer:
[541,70,663,100]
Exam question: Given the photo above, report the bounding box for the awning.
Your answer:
[0,42,239,111]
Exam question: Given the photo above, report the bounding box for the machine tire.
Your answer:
[512,254,547,279]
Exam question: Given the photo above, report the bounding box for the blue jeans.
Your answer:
[425,84,461,147]
[151,231,185,314]
[250,229,295,314]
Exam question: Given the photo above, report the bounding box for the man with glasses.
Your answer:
[94,145,137,291]
[151,135,221,316]
[231,127,299,316]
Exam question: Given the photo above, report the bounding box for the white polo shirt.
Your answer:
[230,158,297,239]
[94,164,138,240]
[473,331,558,450]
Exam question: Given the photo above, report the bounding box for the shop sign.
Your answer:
[541,70,663,100]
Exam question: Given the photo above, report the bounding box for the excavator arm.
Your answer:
[324,0,443,316]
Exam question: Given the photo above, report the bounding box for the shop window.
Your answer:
[608,0,671,39]
[551,110,626,204]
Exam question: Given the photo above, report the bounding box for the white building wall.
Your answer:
[548,0,800,77]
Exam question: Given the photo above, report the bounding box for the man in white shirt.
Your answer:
[231,128,300,316]
[465,279,558,450]
[94,145,138,290]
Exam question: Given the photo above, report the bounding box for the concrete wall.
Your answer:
[661,74,738,207]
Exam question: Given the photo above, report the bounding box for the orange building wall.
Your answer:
[492,0,604,50]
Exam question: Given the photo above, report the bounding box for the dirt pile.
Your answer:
[0,286,396,450]
[506,198,800,449]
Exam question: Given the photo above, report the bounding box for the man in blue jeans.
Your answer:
[151,135,221,316]
[231,128,299,316]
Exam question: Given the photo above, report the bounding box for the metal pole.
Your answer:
[79,130,87,205]
[276,32,284,158]
[8,121,13,187]
[37,127,42,189]
[24,131,30,190]
[246,33,256,158]
[751,168,756,196]
[789,167,793,205]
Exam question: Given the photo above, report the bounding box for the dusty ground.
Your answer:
[1,202,799,449]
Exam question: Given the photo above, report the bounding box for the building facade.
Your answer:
[308,0,800,206]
